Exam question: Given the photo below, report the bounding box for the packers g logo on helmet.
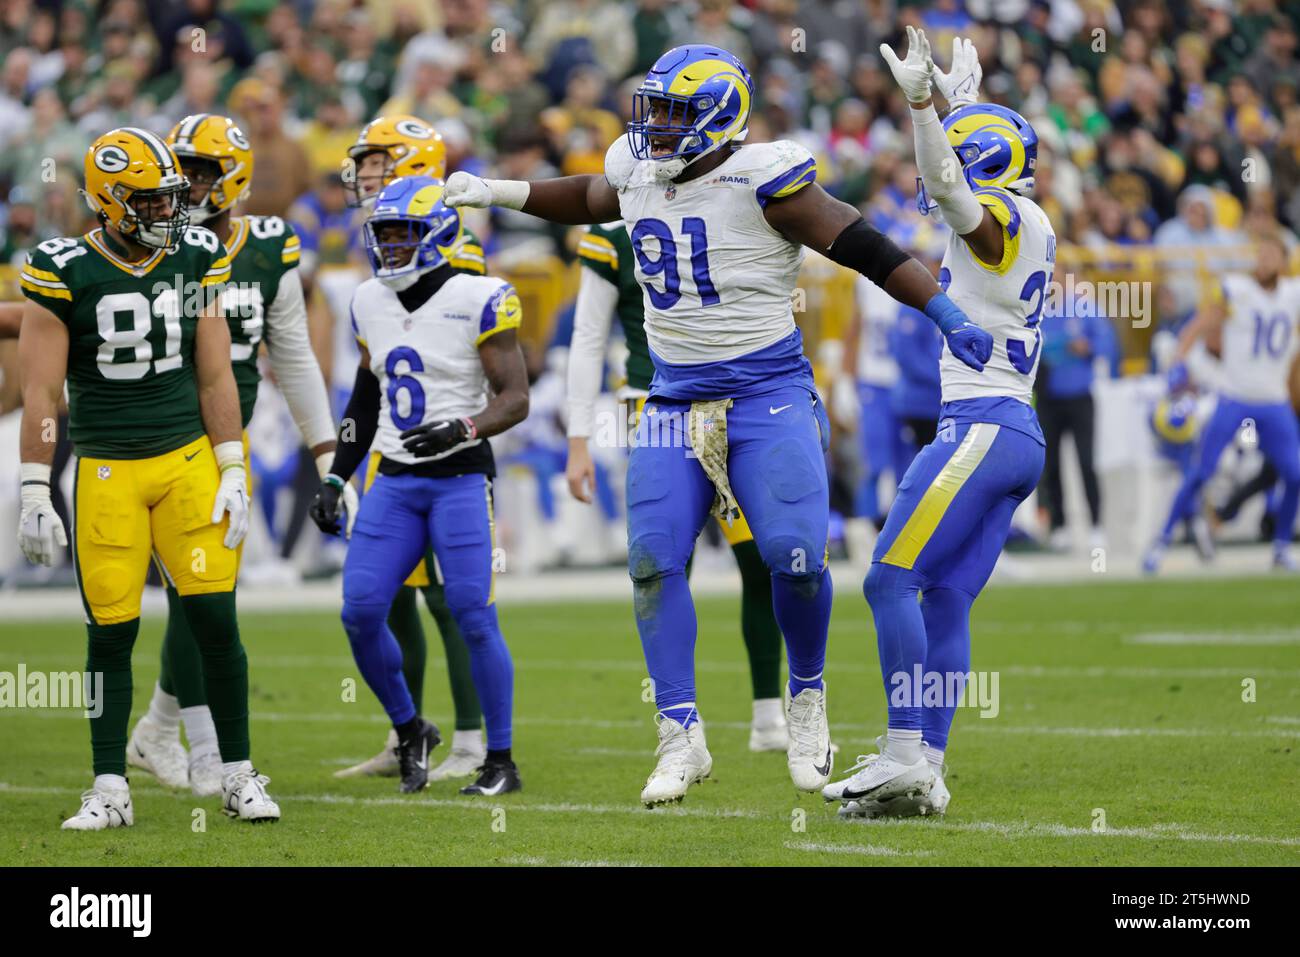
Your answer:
[81,127,190,250]
[343,115,448,208]
[166,113,254,225]
[93,146,130,174]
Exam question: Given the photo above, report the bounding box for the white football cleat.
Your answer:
[786,684,833,791]
[1273,545,1297,572]
[748,697,788,752]
[189,750,223,797]
[62,780,133,831]
[127,714,189,789]
[640,713,712,807]
[838,768,950,820]
[429,730,486,781]
[823,750,933,805]
[221,762,281,823]
[333,728,400,778]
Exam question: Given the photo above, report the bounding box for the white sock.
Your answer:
[923,744,945,774]
[884,727,923,765]
[752,697,784,725]
[221,759,253,778]
[181,705,218,760]
[147,683,181,731]
[452,729,484,754]
[94,773,129,792]
[661,702,698,728]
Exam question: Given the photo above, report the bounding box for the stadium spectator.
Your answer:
[229,78,312,218]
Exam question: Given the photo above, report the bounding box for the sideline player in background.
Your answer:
[1144,233,1300,573]
[445,44,991,806]
[565,219,789,750]
[310,176,529,795]
[823,31,1052,818]
[333,115,492,781]
[125,113,353,797]
[18,128,278,827]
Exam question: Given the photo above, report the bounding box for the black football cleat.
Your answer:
[396,718,441,794]
[459,757,522,796]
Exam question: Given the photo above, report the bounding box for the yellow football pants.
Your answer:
[73,435,239,625]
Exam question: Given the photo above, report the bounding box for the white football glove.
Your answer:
[18,464,67,567]
[880,25,935,105]
[831,374,860,427]
[444,171,530,210]
[933,36,983,109]
[315,451,358,539]
[211,441,250,549]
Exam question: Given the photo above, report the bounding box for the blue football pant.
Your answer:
[627,384,832,718]
[855,382,909,522]
[1160,396,1300,548]
[864,420,1045,750]
[341,472,514,750]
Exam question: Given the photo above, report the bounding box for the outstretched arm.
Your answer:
[444,170,621,225]
[764,183,992,371]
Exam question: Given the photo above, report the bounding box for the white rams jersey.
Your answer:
[939,190,1056,405]
[604,136,817,365]
[1218,273,1300,404]
[351,273,522,466]
[855,275,900,388]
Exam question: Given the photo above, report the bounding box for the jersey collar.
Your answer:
[85,229,166,277]
[224,217,250,261]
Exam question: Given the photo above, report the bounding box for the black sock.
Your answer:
[486,747,512,765]
[395,716,423,741]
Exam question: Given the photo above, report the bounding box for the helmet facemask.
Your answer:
[629,87,746,181]
[173,155,227,224]
[364,208,459,291]
[344,148,396,209]
[115,177,191,249]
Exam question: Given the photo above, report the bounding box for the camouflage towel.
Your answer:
[688,398,740,526]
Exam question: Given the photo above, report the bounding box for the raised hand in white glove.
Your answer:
[315,451,358,538]
[211,441,250,550]
[933,36,983,109]
[880,24,935,105]
[18,464,67,567]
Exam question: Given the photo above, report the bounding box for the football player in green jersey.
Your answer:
[566,222,790,750]
[120,113,356,797]
[18,126,279,827]
[333,114,489,780]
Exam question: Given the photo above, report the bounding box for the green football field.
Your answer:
[1,576,1297,867]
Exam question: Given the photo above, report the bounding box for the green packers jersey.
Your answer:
[20,227,231,459]
[576,221,653,391]
[450,225,486,276]
[221,215,302,426]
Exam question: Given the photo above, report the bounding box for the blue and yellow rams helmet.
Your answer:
[628,44,753,178]
[363,175,462,290]
[918,103,1038,216]
[1151,394,1200,447]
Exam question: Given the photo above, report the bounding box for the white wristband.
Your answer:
[213,441,245,472]
[484,178,530,211]
[21,462,52,485]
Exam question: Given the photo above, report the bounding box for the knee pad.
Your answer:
[452,603,499,646]
[863,561,922,605]
[627,533,681,584]
[340,601,387,642]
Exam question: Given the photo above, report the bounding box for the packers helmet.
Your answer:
[363,175,461,290]
[165,113,254,224]
[81,127,190,249]
[918,103,1038,216]
[628,44,753,180]
[343,115,447,208]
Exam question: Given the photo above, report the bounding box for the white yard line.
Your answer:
[499,854,643,867]
[1127,631,1300,646]
[5,781,1294,849]
[785,840,932,858]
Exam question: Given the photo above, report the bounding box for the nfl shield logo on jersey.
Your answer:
[664,185,676,201]
[97,466,111,480]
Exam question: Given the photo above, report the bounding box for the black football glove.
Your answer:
[309,475,346,535]
[401,417,474,458]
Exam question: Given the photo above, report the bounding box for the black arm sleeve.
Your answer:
[330,364,381,483]
[825,217,911,287]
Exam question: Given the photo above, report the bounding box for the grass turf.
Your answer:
[1,576,1297,866]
